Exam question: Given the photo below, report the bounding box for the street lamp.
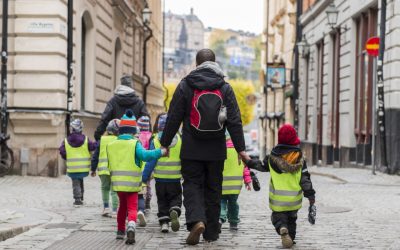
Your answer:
[326,3,339,29]
[297,35,310,58]
[142,3,152,25]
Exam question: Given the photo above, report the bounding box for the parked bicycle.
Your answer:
[0,133,13,177]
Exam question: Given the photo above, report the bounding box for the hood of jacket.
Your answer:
[186,61,225,90]
[269,144,303,173]
[113,85,141,107]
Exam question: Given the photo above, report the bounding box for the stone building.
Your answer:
[0,0,164,176]
[259,0,297,157]
[298,0,400,173]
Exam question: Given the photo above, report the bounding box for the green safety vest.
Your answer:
[153,134,182,179]
[107,139,142,192]
[97,135,118,175]
[222,147,244,195]
[268,159,303,212]
[65,137,91,174]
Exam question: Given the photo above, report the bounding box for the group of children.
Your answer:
[60,110,316,248]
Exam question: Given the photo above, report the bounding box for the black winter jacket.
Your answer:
[94,86,149,141]
[249,144,316,200]
[160,65,246,161]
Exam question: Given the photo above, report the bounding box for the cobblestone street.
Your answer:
[1,167,400,249]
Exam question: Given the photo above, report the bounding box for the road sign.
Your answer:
[366,37,380,57]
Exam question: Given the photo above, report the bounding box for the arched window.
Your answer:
[80,11,94,110]
[114,38,122,89]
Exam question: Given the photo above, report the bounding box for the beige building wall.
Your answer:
[0,0,164,176]
[260,0,297,155]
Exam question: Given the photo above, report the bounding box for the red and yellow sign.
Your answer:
[366,37,380,57]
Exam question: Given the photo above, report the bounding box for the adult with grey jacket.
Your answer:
[160,49,251,245]
[94,75,149,141]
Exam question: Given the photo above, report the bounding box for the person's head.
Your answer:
[153,113,167,133]
[119,109,138,135]
[137,116,151,132]
[106,119,120,136]
[70,119,83,134]
[196,49,216,66]
[120,74,133,88]
[278,124,300,146]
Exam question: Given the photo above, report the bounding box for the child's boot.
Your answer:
[279,227,293,248]
[170,210,180,232]
[102,207,111,217]
[229,223,238,231]
[116,230,125,240]
[161,222,169,233]
[73,198,83,207]
[137,211,147,227]
[125,221,136,245]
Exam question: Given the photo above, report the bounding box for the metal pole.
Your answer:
[66,0,73,136]
[1,0,9,137]
[376,0,388,171]
[142,23,153,105]
[262,0,269,158]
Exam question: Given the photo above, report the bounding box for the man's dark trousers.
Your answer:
[181,159,224,241]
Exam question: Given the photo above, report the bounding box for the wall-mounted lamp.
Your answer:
[326,3,339,29]
[297,35,310,58]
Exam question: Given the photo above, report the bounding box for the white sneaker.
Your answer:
[111,211,117,218]
[161,223,169,233]
[137,211,147,227]
[102,207,111,217]
[126,221,136,245]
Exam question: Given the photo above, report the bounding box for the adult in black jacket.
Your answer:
[160,49,251,245]
[94,75,149,141]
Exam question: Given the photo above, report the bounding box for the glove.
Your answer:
[246,159,263,170]
[308,204,316,225]
[250,171,261,191]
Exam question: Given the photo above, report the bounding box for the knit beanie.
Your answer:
[119,109,138,135]
[278,124,300,146]
[120,75,133,88]
[106,119,120,135]
[138,116,150,132]
[70,119,83,133]
[157,114,168,132]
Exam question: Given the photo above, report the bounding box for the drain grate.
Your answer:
[47,231,152,250]
[45,223,84,229]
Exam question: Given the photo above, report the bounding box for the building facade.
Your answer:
[298,0,400,173]
[164,8,204,83]
[0,0,164,176]
[259,0,297,157]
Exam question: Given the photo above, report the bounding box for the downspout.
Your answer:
[1,0,9,137]
[66,0,73,136]
[261,0,269,158]
[142,23,153,105]
[162,0,167,111]
[293,0,303,130]
[376,0,388,171]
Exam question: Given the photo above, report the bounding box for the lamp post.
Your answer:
[142,2,153,105]
[297,35,310,58]
[326,3,339,29]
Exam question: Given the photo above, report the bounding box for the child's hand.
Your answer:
[161,147,170,157]
[91,171,96,177]
[245,183,252,191]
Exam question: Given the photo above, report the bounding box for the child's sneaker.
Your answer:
[111,210,117,218]
[116,230,125,240]
[102,207,111,217]
[125,221,136,245]
[229,223,238,231]
[219,219,223,233]
[161,222,169,233]
[73,199,83,207]
[137,211,147,227]
[279,227,293,248]
[170,210,180,232]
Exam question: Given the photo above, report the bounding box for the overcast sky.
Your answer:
[164,0,264,34]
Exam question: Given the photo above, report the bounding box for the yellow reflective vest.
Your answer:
[268,159,303,212]
[153,134,182,179]
[65,137,91,174]
[107,139,142,192]
[222,147,244,195]
[97,135,118,175]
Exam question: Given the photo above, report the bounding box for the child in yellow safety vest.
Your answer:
[107,109,167,245]
[142,113,183,233]
[247,124,316,249]
[219,132,252,231]
[90,119,120,217]
[59,119,96,206]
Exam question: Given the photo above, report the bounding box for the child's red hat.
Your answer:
[278,124,300,146]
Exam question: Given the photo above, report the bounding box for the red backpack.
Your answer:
[189,85,227,138]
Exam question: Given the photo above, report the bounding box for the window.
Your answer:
[304,56,310,140]
[331,30,340,149]
[114,38,122,89]
[316,40,324,148]
[80,18,86,110]
[80,11,94,111]
[354,9,377,144]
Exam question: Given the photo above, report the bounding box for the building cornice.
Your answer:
[300,0,331,27]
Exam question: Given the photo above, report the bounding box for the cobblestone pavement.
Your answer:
[0,167,400,249]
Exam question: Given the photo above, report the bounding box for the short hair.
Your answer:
[196,49,216,66]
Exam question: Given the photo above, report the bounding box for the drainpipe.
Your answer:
[376,0,388,172]
[66,0,73,136]
[162,0,168,110]
[142,23,153,105]
[293,0,303,130]
[1,0,9,137]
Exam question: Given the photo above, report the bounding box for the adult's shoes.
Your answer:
[186,222,205,245]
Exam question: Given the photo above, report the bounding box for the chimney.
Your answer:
[190,7,194,15]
